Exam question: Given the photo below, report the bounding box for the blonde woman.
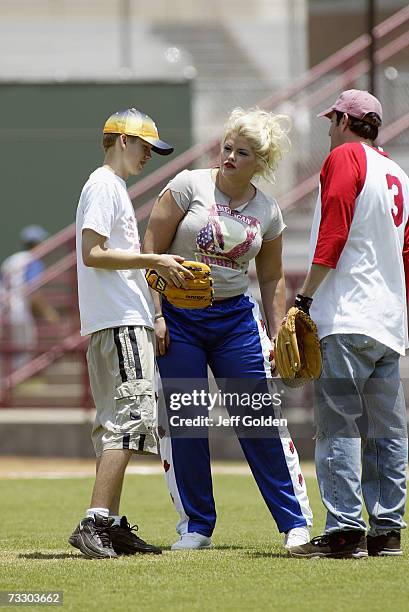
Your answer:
[143,108,313,551]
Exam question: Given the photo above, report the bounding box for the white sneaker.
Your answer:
[171,532,212,551]
[284,526,310,550]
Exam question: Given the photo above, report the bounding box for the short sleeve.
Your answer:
[81,182,117,238]
[159,169,193,212]
[262,199,286,241]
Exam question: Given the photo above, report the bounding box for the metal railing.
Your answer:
[1,4,409,405]
[1,2,406,277]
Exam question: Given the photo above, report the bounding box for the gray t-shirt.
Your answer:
[160,169,285,298]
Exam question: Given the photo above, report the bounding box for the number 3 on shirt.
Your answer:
[386,174,404,227]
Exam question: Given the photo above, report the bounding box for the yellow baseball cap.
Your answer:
[103,108,174,155]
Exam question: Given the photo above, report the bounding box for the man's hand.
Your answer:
[146,261,213,309]
[153,254,194,288]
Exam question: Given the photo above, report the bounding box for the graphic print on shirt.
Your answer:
[386,174,404,227]
[195,203,260,269]
[125,214,141,252]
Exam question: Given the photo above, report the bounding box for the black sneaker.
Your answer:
[288,530,368,559]
[367,530,402,556]
[68,514,118,559]
[109,516,162,555]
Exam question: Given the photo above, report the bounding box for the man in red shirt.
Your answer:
[288,90,409,559]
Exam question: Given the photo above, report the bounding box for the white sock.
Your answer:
[86,507,109,519]
[110,515,121,526]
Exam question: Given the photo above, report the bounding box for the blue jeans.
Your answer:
[314,333,407,535]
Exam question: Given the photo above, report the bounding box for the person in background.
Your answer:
[0,225,59,368]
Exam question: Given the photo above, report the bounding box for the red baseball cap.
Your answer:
[317,89,382,123]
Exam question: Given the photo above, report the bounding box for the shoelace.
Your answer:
[118,518,139,533]
[93,520,113,549]
[122,521,146,543]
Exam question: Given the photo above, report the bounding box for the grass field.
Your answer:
[1,471,409,612]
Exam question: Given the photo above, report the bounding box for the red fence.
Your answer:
[1,5,409,406]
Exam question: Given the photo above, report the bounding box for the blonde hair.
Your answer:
[222,107,291,182]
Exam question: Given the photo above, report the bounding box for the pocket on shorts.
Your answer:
[114,379,155,435]
[340,334,377,353]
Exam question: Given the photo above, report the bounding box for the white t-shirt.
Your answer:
[161,169,285,298]
[309,142,409,355]
[76,167,154,336]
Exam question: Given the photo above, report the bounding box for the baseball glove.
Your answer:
[274,306,322,387]
[146,261,213,309]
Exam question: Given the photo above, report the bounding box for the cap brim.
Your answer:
[140,136,174,156]
[317,107,335,118]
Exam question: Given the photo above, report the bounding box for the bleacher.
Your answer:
[1,3,409,456]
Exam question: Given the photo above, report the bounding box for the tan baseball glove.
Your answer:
[146,261,213,309]
[274,306,322,387]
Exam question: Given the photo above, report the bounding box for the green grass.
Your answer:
[1,473,409,611]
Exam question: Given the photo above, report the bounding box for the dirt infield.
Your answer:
[0,456,317,479]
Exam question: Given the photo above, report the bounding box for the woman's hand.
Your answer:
[269,337,278,377]
[155,316,170,356]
